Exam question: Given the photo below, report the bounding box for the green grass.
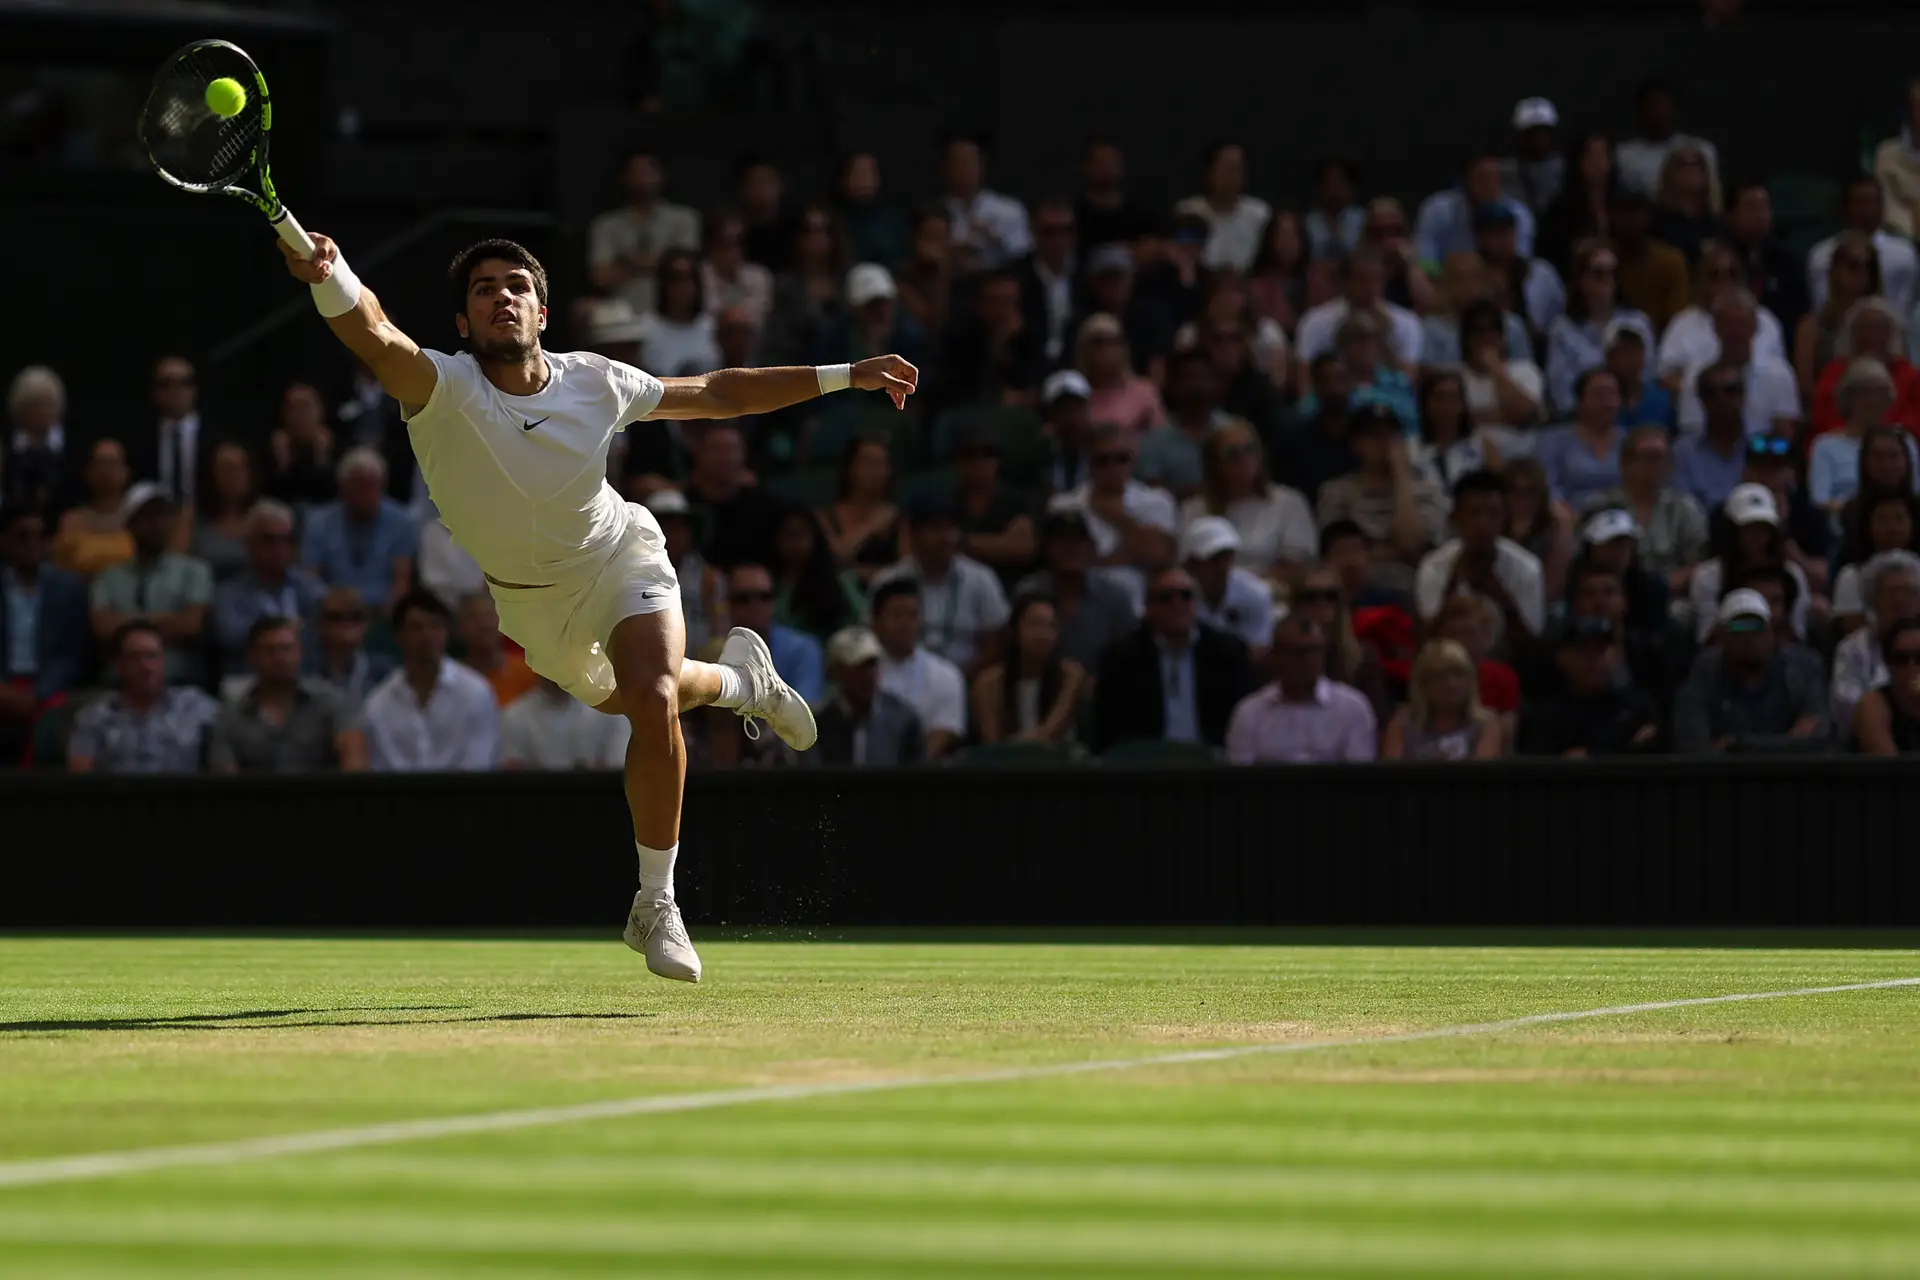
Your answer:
[1,935,1918,1276]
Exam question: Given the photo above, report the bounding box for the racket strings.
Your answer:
[141,48,264,189]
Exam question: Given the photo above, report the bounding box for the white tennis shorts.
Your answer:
[489,502,682,707]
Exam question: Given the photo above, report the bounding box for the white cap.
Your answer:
[1042,369,1092,405]
[643,488,689,517]
[826,626,883,667]
[1582,508,1639,545]
[1717,588,1773,625]
[845,263,897,307]
[1181,515,1242,562]
[583,297,647,345]
[120,480,169,521]
[1725,482,1781,527]
[1513,97,1559,131]
[1602,317,1646,350]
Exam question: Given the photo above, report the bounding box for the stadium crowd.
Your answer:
[14,75,1920,772]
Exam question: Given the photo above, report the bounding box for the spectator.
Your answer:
[1811,361,1920,521]
[1797,233,1883,407]
[1657,242,1788,380]
[1732,564,1808,651]
[762,204,852,365]
[1671,361,1752,510]
[1832,491,1920,631]
[1812,175,1916,317]
[1536,130,1616,276]
[1139,350,1240,498]
[1174,141,1270,273]
[835,151,909,276]
[699,209,773,328]
[1315,406,1448,600]
[1276,355,1358,505]
[1287,560,1392,718]
[456,592,536,708]
[1474,204,1565,343]
[337,357,417,505]
[636,249,721,377]
[815,265,925,376]
[714,304,763,375]
[1831,550,1920,734]
[1318,522,1374,607]
[1690,484,1813,643]
[312,586,393,714]
[414,493,487,617]
[500,674,629,770]
[1536,369,1627,510]
[733,153,792,272]
[935,269,1047,412]
[1014,509,1138,671]
[1586,427,1710,592]
[1618,78,1721,201]
[2,365,71,518]
[1095,563,1253,753]
[1178,419,1315,578]
[1015,197,1081,366]
[768,506,862,641]
[361,590,498,772]
[870,578,966,760]
[1608,189,1691,332]
[683,422,779,570]
[67,620,218,773]
[1181,517,1275,653]
[1305,157,1366,263]
[1650,144,1723,263]
[1674,291,1801,437]
[971,594,1085,747]
[264,382,337,510]
[191,441,260,584]
[1414,152,1537,265]
[721,561,823,704]
[1738,434,1834,592]
[1852,616,1920,754]
[1673,590,1828,755]
[138,355,211,510]
[1726,179,1812,329]
[208,616,365,773]
[1498,98,1565,215]
[1383,638,1505,760]
[1224,614,1375,764]
[939,131,1031,272]
[1432,594,1522,723]
[1574,509,1672,634]
[587,149,700,317]
[1874,80,1920,241]
[950,427,1037,587]
[210,499,325,680]
[1545,243,1656,416]
[1079,244,1176,381]
[0,504,87,765]
[51,438,133,579]
[1038,369,1096,497]
[810,626,925,766]
[1419,252,1534,368]
[815,433,900,587]
[89,483,211,686]
[1188,286,1290,423]
[1408,369,1496,493]
[300,447,416,612]
[1502,457,1575,603]
[870,495,1010,673]
[892,205,956,346]
[1457,300,1545,430]
[1604,322,1676,431]
[1306,312,1417,435]
[1294,247,1424,372]
[1811,301,1920,438]
[1415,468,1545,651]
[1050,422,1178,610]
[1836,424,1920,556]
[1360,198,1439,316]
[1246,208,1314,337]
[1074,137,1157,253]
[1515,615,1660,757]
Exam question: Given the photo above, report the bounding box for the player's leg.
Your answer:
[592,638,816,749]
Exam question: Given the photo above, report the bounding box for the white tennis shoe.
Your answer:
[720,626,818,750]
[623,889,702,983]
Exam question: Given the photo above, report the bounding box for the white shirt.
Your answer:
[500,688,630,769]
[869,554,1010,668]
[1056,480,1179,612]
[415,507,487,613]
[1174,194,1272,273]
[944,189,1033,270]
[1656,305,1788,378]
[405,350,665,586]
[362,657,500,771]
[1674,355,1802,436]
[1462,359,1545,426]
[1414,537,1546,641]
[1177,491,1317,575]
[1616,134,1721,199]
[1294,299,1426,366]
[637,312,722,378]
[878,646,967,738]
[1809,231,1918,317]
[156,410,201,507]
[1195,566,1275,650]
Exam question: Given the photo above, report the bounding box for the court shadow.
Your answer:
[0,1007,656,1033]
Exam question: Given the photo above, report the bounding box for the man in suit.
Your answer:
[1015,197,1083,370]
[0,504,90,767]
[1093,563,1255,753]
[131,355,215,509]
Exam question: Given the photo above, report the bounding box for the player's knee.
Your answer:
[620,672,679,734]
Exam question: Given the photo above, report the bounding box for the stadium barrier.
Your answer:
[5,761,1916,929]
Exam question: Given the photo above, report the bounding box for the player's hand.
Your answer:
[852,355,920,410]
[279,232,339,285]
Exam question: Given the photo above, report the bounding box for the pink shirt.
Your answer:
[1087,375,1166,443]
[1225,679,1378,764]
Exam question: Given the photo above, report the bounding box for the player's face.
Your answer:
[457,259,547,360]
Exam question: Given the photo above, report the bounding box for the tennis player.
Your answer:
[281,233,918,983]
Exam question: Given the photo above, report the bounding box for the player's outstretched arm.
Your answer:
[647,356,918,421]
[279,234,438,408]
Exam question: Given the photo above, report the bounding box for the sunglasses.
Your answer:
[1150,588,1195,603]
[1747,437,1793,458]
[1093,451,1133,466]
[1723,617,1769,635]
[1292,588,1339,605]
[731,590,775,603]
[322,610,365,624]
[1890,649,1920,667]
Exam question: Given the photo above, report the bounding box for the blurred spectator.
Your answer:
[1832,492,1920,630]
[892,205,956,345]
[1414,152,1537,265]
[637,249,722,377]
[1608,190,1690,333]
[1294,247,1424,371]
[1095,564,1253,753]
[814,265,926,373]
[700,209,773,327]
[312,586,393,714]
[1650,144,1722,263]
[2,365,70,517]
[835,151,909,270]
[1015,509,1137,670]
[1432,594,1522,723]
[1811,177,1915,317]
[1286,561,1391,719]
[715,305,762,372]
[588,150,700,317]
[414,495,487,615]
[817,434,900,587]
[1732,564,1806,651]
[1473,204,1565,343]
[300,447,416,611]
[1174,141,1270,273]
[1383,638,1505,760]
[949,427,1037,586]
[1810,301,1920,438]
[1835,425,1920,556]
[1831,550,1920,733]
[871,495,1009,673]
[361,591,498,772]
[1080,245,1175,381]
[1536,370,1626,509]
[264,382,337,510]
[1178,420,1315,577]
[1420,252,1533,368]
[1877,81,1920,239]
[191,441,259,583]
[939,132,1031,272]
[1361,198,1438,317]
[1852,616,1920,754]
[1721,179,1808,336]
[1604,323,1676,431]
[1315,406,1448,600]
[51,439,132,578]
[1409,369,1493,493]
[1738,434,1833,591]
[1297,313,1416,434]
[500,676,630,770]
[1671,362,1751,509]
[209,616,364,773]
[1181,517,1274,653]
[1673,590,1827,755]
[1561,531,1676,708]
[1224,614,1375,764]
[935,269,1046,411]
[1050,423,1177,609]
[1075,138,1157,253]
[89,483,210,686]
[870,578,965,760]
[456,592,536,708]
[643,489,719,652]
[1587,427,1710,592]
[1502,458,1575,604]
[1415,469,1545,652]
[811,626,925,766]
[768,506,861,641]
[0,504,87,765]
[1545,243,1655,416]
[1690,484,1813,644]
[1515,615,1659,757]
[1179,279,1289,415]
[1074,313,1165,443]
[684,422,778,570]
[1657,243,1787,380]
[762,204,851,365]
[722,561,823,703]
[1138,211,1210,333]
[1274,356,1355,505]
[1246,209,1313,337]
[1457,300,1544,430]
[1536,130,1615,275]
[1797,232,1883,405]
[1139,350,1239,498]
[1303,157,1365,263]
[336,358,417,504]
[67,620,217,773]
[138,355,210,510]
[1617,78,1721,201]
[1318,522,1374,607]
[1673,291,1800,437]
[1015,198,1080,365]
[210,499,324,679]
[970,594,1085,747]
[1811,361,1920,520]
[1499,98,1564,215]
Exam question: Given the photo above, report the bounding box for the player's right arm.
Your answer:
[279,234,438,409]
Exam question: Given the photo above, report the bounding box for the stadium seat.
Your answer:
[896,468,956,505]
[1099,738,1220,764]
[1768,172,1839,234]
[764,467,840,509]
[951,740,1077,768]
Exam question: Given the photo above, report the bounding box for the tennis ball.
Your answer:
[204,77,247,119]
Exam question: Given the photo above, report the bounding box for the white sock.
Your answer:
[711,664,748,710]
[636,841,678,897]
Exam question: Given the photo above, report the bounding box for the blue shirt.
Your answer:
[1534,425,1626,510]
[1673,433,1749,511]
[211,568,329,674]
[1620,381,1676,432]
[3,567,37,677]
[1294,370,1419,436]
[767,624,824,705]
[300,499,419,610]
[1543,312,1655,416]
[1413,190,1536,264]
[1157,634,1201,744]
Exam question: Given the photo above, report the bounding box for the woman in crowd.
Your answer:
[1572,507,1669,635]
[761,204,850,366]
[1503,456,1575,603]
[2,365,69,515]
[1831,491,1920,632]
[51,438,133,578]
[1583,425,1709,592]
[1287,561,1391,725]
[699,209,773,327]
[1811,299,1920,437]
[1409,369,1499,491]
[637,248,722,377]
[190,441,259,583]
[1536,368,1627,511]
[1431,593,1522,727]
[816,434,901,587]
[1245,208,1314,336]
[1381,638,1504,760]
[1651,143,1722,260]
[1536,131,1617,276]
[1810,360,1920,524]
[770,505,865,639]
[1178,420,1316,579]
[892,204,956,344]
[970,594,1085,746]
[835,152,908,273]
[1794,232,1882,403]
[1853,615,1920,753]
[1074,312,1165,442]
[1457,299,1544,430]
[1175,271,1289,390]
[1689,483,1814,642]
[264,381,337,509]
[1656,242,1787,381]
[1544,241,1655,416]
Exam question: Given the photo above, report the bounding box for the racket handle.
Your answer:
[272,207,317,259]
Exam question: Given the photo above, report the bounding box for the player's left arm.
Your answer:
[646,356,919,420]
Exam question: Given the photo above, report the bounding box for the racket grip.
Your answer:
[272,207,317,259]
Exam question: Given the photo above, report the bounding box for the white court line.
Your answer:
[1,975,1914,1190]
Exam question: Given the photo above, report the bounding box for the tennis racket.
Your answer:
[137,39,316,259]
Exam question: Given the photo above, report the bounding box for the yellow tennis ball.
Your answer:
[204,77,247,119]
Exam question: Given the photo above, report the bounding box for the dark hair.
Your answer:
[1635,77,1675,105]
[391,588,452,631]
[835,432,894,502]
[732,150,777,179]
[1709,501,1786,570]
[1202,140,1243,171]
[1418,369,1470,445]
[701,206,745,250]
[794,201,851,273]
[654,247,705,320]
[1451,468,1509,506]
[1844,173,1882,202]
[870,577,920,616]
[1556,131,1618,215]
[448,239,549,316]
[1462,149,1501,176]
[938,128,988,156]
[1573,366,1622,406]
[110,618,163,658]
[1167,347,1214,380]
[199,438,260,522]
[1569,558,1624,597]
[245,613,297,648]
[617,147,659,169]
[1695,358,1745,398]
[1308,352,1343,381]
[1457,299,1505,345]
[1081,135,1119,159]
[1248,207,1307,279]
[771,506,857,638]
[1726,178,1771,210]
[1319,518,1369,557]
[1732,563,1801,615]
[1313,156,1360,189]
[1565,240,1622,324]
[1837,489,1920,570]
[999,593,1066,738]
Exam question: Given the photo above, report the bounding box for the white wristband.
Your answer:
[816,363,851,395]
[311,255,363,319]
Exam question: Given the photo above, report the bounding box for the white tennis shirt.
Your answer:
[404,349,665,584]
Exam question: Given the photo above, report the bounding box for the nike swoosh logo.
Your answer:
[638,588,665,600]
[521,417,549,432]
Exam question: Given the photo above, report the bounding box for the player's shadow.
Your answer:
[0,1006,654,1033]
